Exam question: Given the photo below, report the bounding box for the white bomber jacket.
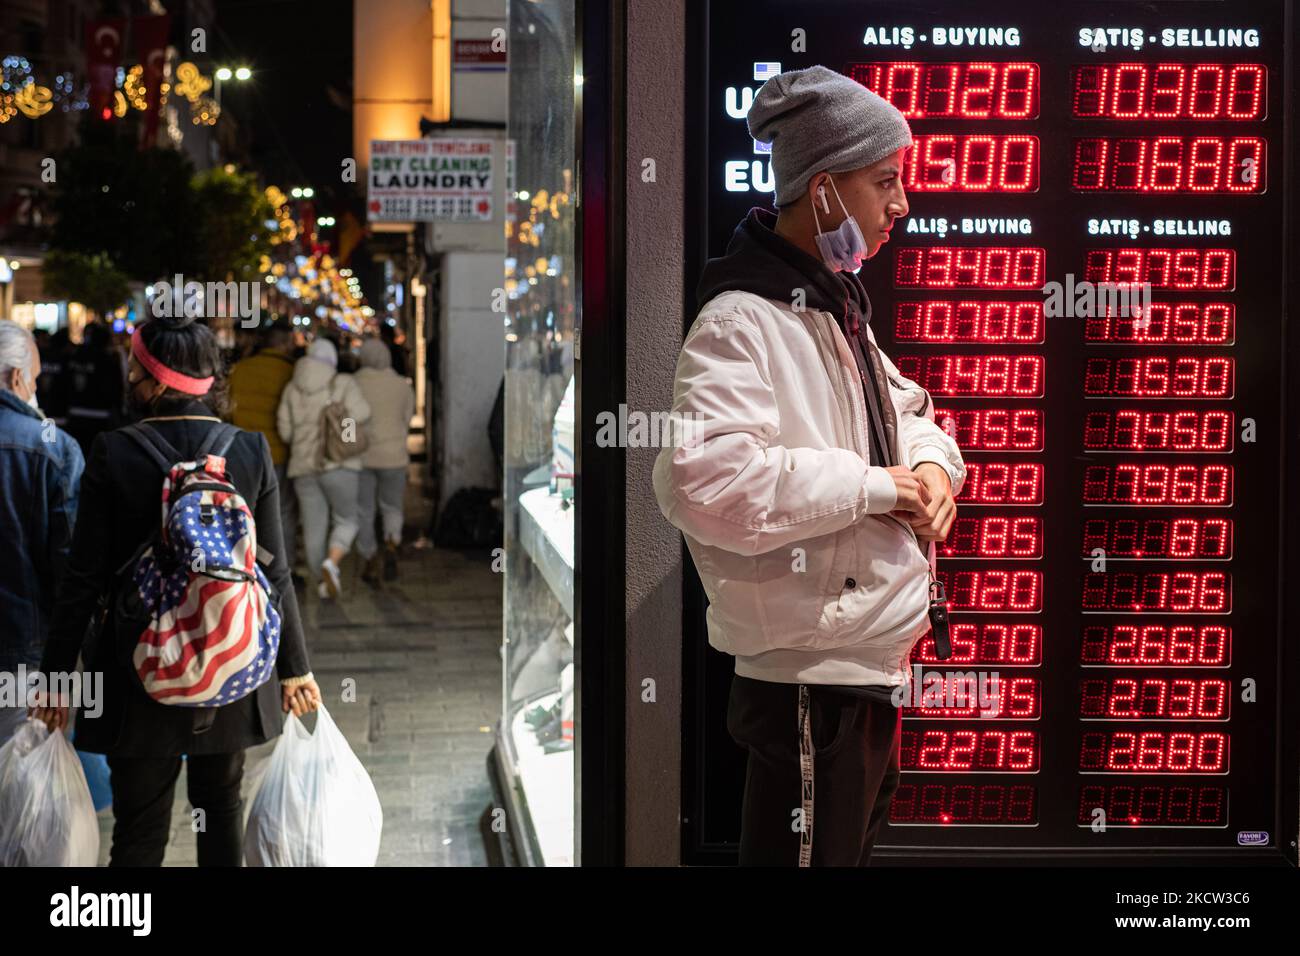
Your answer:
[653,260,966,688]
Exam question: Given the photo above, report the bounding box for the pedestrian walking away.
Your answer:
[229,319,301,578]
[353,337,415,585]
[276,336,371,600]
[30,314,321,867]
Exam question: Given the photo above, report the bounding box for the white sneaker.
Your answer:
[321,559,341,599]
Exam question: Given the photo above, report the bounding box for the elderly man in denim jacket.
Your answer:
[0,320,83,744]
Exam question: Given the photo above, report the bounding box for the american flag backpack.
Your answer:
[116,422,282,713]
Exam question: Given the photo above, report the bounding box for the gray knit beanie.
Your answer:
[747,65,913,208]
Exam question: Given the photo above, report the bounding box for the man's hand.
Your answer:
[902,462,957,543]
[884,464,931,516]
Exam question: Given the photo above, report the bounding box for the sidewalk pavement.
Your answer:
[92,470,503,866]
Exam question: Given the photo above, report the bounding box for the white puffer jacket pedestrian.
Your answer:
[354,339,415,470]
[653,289,966,688]
[277,339,372,479]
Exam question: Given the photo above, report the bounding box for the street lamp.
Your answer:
[212,66,251,109]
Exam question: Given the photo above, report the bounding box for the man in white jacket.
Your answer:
[653,66,965,866]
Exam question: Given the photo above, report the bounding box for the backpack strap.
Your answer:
[195,422,240,462]
[121,423,183,475]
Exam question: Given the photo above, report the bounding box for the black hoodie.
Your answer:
[696,206,896,468]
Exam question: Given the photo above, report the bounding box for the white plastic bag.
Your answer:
[243,705,382,866]
[0,718,100,867]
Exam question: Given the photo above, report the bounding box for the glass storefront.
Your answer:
[494,0,578,866]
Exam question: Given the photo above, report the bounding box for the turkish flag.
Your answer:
[133,15,171,147]
[85,18,126,120]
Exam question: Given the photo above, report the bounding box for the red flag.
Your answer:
[85,18,126,120]
[133,15,171,147]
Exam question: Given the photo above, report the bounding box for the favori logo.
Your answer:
[1236,830,1269,846]
[49,886,151,936]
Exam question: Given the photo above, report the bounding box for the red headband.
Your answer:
[131,330,214,396]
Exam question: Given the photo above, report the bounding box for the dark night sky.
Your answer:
[210,0,355,214]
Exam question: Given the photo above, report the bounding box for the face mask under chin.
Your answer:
[811,176,869,273]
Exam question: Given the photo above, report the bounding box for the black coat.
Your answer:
[41,401,311,756]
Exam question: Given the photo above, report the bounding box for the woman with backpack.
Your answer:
[31,313,320,867]
[276,336,371,599]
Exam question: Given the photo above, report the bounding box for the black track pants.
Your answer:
[726,674,902,866]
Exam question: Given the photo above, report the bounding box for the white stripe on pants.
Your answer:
[294,469,360,581]
[356,466,407,559]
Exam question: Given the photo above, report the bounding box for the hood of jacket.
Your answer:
[695,206,874,334]
[290,354,336,394]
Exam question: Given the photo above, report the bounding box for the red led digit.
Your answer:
[1224,137,1266,192]
[896,248,923,286]
[899,354,1044,397]
[1227,64,1265,119]
[956,462,1045,504]
[999,134,1036,190]
[1111,137,1147,189]
[1080,677,1229,720]
[936,408,1044,451]
[896,301,1044,344]
[850,61,1041,119]
[937,569,1042,612]
[1080,571,1230,613]
[897,247,1045,288]
[1150,63,1185,118]
[1081,624,1230,667]
[1071,63,1266,120]
[884,62,922,116]
[1071,138,1265,193]
[1080,517,1232,560]
[925,62,957,116]
[1082,356,1234,398]
[905,135,1040,192]
[1083,409,1233,451]
[1073,65,1106,116]
[1081,248,1232,290]
[914,622,1041,665]
[893,784,1038,826]
[1082,463,1232,506]
[908,134,956,190]
[960,61,996,117]
[1079,731,1227,774]
[1150,135,1183,190]
[1189,63,1223,118]
[999,63,1036,118]
[903,728,1039,772]
[1188,137,1224,191]
[1113,63,1146,117]
[1073,138,1108,189]
[959,135,995,188]
[941,515,1042,559]
[1077,785,1227,827]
